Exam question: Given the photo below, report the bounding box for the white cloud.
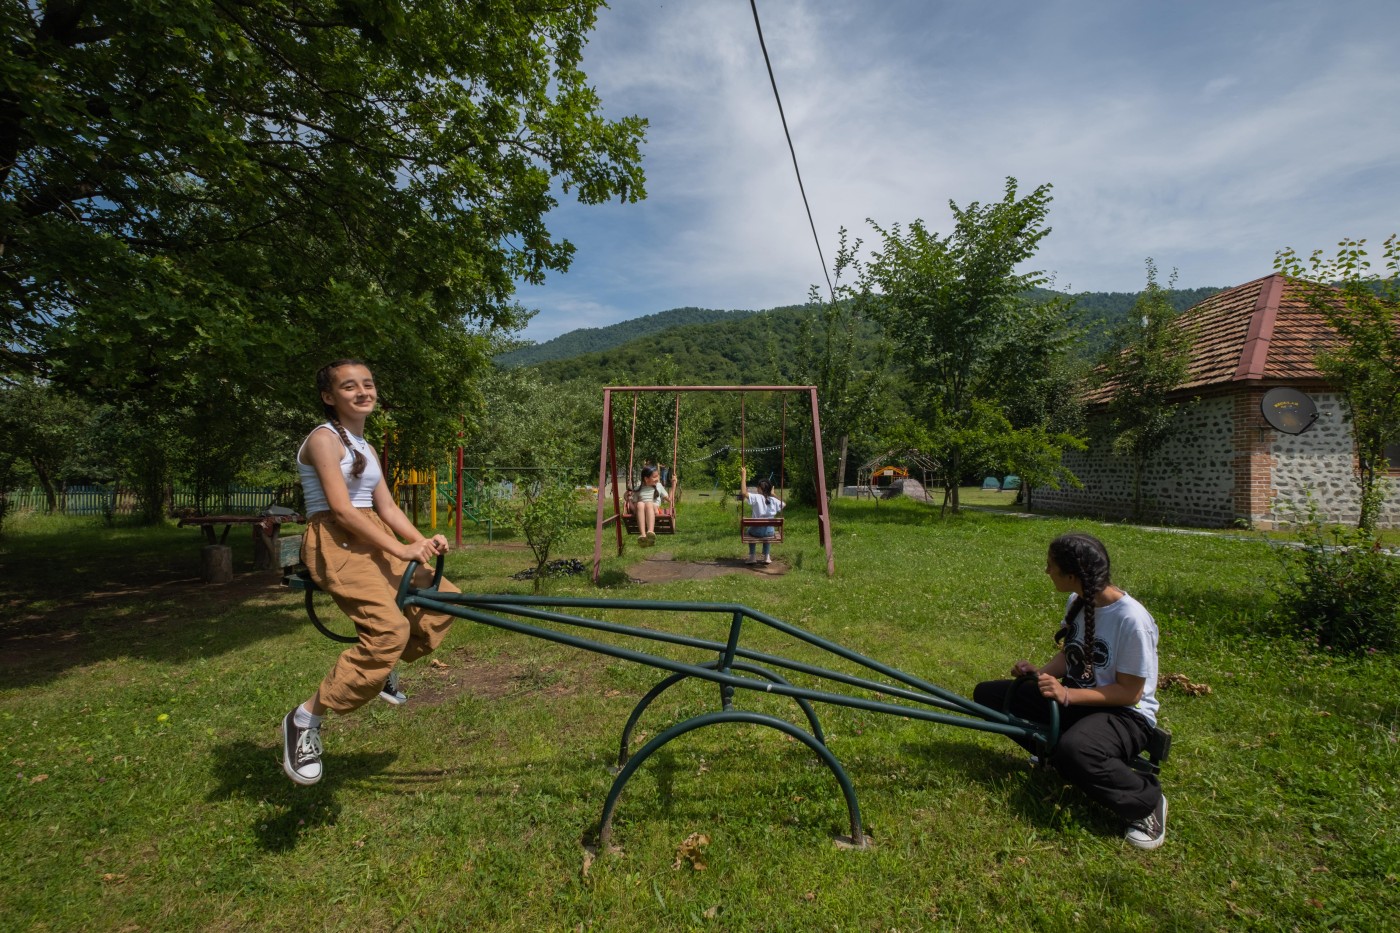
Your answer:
[516,0,1400,341]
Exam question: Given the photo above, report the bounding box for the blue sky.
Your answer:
[515,0,1400,342]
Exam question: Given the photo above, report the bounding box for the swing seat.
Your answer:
[622,489,676,535]
[740,516,784,544]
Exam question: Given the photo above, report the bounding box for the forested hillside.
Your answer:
[525,287,1224,384]
[497,307,758,367]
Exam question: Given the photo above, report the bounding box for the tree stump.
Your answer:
[201,544,233,584]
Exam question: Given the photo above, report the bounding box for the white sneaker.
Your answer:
[280,710,323,786]
[1125,794,1167,850]
[378,668,408,706]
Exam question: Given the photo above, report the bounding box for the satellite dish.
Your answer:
[1261,387,1319,435]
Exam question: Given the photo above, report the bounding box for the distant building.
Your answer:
[1034,273,1400,529]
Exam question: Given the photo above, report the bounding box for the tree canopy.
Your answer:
[2,0,646,465]
[862,177,1070,511]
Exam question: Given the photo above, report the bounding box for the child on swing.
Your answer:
[740,466,784,565]
[280,358,462,786]
[973,532,1167,849]
[633,464,668,546]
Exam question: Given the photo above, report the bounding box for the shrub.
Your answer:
[1273,505,1400,654]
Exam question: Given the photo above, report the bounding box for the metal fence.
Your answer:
[3,484,294,517]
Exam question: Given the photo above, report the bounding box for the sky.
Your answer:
[514,0,1400,342]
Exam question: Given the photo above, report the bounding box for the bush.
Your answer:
[1273,508,1400,654]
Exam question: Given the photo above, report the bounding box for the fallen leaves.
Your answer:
[1159,673,1211,696]
[672,832,710,871]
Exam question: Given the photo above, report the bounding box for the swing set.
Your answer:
[593,385,835,582]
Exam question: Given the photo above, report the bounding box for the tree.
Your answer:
[0,377,90,511]
[1099,260,1192,520]
[1275,236,1400,533]
[863,177,1055,512]
[515,474,586,593]
[2,1,646,477]
[795,228,889,505]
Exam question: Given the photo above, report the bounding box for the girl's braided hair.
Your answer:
[315,358,369,479]
[754,477,781,512]
[1049,532,1112,682]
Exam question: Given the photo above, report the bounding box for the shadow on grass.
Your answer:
[902,734,1123,840]
[208,739,402,853]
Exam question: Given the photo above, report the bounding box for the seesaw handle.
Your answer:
[397,553,446,608]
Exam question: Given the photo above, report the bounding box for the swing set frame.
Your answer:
[593,385,835,582]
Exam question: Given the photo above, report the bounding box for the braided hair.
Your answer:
[315,358,369,479]
[1049,532,1112,684]
[756,478,777,512]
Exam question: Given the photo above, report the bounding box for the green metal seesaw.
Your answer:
[288,556,1172,849]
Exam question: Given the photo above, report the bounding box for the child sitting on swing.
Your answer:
[634,464,668,546]
[740,466,784,565]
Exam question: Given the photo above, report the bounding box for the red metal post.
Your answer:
[455,444,464,549]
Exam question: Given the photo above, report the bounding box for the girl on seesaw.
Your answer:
[633,464,668,546]
[281,359,460,786]
[740,466,784,565]
[973,532,1167,849]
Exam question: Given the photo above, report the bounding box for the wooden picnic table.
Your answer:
[178,512,302,578]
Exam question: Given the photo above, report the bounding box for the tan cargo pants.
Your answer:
[302,510,460,714]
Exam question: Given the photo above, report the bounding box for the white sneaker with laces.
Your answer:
[1125,793,1167,850]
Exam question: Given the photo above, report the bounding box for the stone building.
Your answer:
[1034,273,1400,529]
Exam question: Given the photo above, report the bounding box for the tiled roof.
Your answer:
[1085,273,1343,403]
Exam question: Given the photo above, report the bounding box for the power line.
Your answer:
[749,0,835,304]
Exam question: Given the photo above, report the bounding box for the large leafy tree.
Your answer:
[795,228,889,505]
[1098,259,1192,520]
[1275,236,1400,533]
[862,177,1057,512]
[2,0,646,468]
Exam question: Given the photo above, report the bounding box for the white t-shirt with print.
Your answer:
[1060,592,1160,726]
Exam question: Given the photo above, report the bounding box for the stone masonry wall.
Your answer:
[1264,391,1400,527]
[1034,395,1237,526]
[1034,390,1400,528]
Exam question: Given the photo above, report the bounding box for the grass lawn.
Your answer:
[2,500,1397,931]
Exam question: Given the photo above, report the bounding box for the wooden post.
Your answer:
[201,544,233,584]
[252,525,278,571]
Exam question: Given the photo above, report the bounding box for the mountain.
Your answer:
[515,287,1227,379]
[496,307,759,367]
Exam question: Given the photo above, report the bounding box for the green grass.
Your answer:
[2,502,1397,931]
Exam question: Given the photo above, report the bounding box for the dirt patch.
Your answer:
[403,646,609,706]
[626,551,788,584]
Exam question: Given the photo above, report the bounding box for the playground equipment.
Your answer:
[284,555,1171,849]
[738,393,787,545]
[594,386,835,582]
[855,450,938,502]
[617,392,681,537]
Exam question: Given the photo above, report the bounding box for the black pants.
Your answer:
[973,677,1162,821]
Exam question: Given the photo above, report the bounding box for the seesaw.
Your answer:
[288,557,1165,849]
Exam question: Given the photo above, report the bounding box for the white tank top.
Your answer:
[297,423,381,515]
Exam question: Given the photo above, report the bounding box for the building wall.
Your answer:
[1264,391,1400,527]
[1034,389,1400,528]
[1034,395,1238,526]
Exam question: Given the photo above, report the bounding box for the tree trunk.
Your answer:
[948,448,961,513]
[1131,453,1144,520]
[32,462,57,512]
[833,434,849,503]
